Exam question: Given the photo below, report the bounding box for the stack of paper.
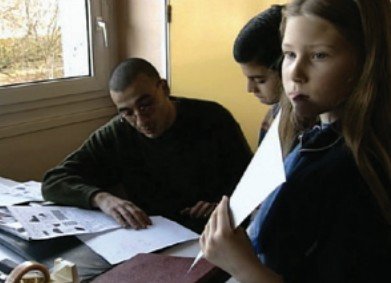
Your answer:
[3,206,120,240]
[0,177,43,206]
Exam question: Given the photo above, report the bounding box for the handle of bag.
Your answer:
[5,261,50,283]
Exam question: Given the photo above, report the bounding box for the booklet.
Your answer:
[1,206,120,240]
[0,207,29,240]
[0,230,112,282]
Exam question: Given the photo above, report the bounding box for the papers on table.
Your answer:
[0,176,198,266]
[0,177,19,187]
[78,216,199,264]
[0,177,43,205]
[0,207,28,240]
[190,111,286,270]
[5,206,120,240]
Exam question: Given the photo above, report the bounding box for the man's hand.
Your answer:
[92,192,151,229]
[180,201,217,219]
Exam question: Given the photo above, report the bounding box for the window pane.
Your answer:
[0,0,90,87]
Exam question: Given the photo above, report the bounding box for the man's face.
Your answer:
[110,73,173,138]
[240,61,281,105]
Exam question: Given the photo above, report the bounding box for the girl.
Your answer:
[200,0,391,282]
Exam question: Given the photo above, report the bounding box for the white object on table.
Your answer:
[78,216,199,264]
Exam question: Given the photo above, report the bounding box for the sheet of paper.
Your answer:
[7,206,120,240]
[190,111,286,270]
[0,178,44,205]
[78,216,199,264]
[0,177,19,188]
[229,111,285,226]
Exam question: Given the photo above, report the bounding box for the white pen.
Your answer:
[187,250,203,273]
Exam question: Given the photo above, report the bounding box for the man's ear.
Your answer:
[160,79,170,97]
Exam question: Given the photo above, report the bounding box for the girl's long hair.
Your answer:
[281,0,391,224]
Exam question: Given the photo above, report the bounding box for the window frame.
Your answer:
[0,0,117,139]
[0,0,112,106]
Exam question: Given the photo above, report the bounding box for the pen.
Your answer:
[187,251,203,273]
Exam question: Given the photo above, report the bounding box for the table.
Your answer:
[0,236,240,283]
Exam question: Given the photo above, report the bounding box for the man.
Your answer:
[42,58,252,233]
[233,5,284,144]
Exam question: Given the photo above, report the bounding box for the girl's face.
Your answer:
[282,15,358,123]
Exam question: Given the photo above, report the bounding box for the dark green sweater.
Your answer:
[42,97,252,231]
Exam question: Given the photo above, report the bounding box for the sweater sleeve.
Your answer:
[42,119,122,208]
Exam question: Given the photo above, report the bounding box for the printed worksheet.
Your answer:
[0,207,28,240]
[7,206,120,240]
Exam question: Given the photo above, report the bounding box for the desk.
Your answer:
[1,236,239,283]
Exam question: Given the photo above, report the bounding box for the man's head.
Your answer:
[233,5,283,105]
[109,58,176,139]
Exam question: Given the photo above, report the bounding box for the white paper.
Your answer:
[78,216,199,264]
[191,111,286,269]
[0,177,19,188]
[229,111,285,226]
[7,206,120,240]
[0,178,44,205]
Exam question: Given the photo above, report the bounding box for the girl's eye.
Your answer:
[313,52,328,60]
[283,51,296,59]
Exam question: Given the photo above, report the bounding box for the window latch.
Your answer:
[96,17,108,47]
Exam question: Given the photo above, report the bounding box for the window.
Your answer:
[0,0,113,104]
[0,0,116,138]
[0,0,90,87]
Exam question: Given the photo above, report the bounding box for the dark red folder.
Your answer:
[91,253,230,283]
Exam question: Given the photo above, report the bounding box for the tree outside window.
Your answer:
[0,0,89,87]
